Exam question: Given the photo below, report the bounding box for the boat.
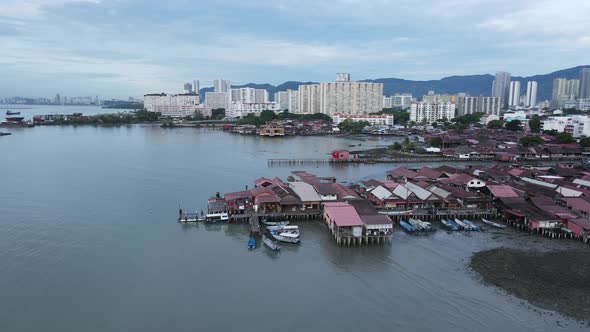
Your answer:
[411,218,432,231]
[462,219,480,231]
[481,218,507,229]
[0,132,11,136]
[205,212,229,224]
[248,237,256,250]
[262,231,281,251]
[408,218,424,231]
[447,219,462,230]
[261,218,289,226]
[441,219,459,231]
[6,110,20,115]
[399,220,415,232]
[454,218,470,230]
[268,225,301,244]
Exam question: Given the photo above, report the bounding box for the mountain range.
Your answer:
[199,65,590,102]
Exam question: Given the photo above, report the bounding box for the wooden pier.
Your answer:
[229,210,323,223]
[267,157,495,167]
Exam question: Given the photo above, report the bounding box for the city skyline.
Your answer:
[0,0,589,98]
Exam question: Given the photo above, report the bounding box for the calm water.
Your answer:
[0,110,588,331]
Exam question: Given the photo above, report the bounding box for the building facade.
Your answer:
[214,79,231,93]
[410,102,456,124]
[552,78,580,108]
[332,114,394,126]
[228,102,280,118]
[205,92,229,110]
[492,71,511,109]
[580,68,590,99]
[526,81,538,108]
[298,84,322,114]
[144,92,201,117]
[319,81,383,116]
[274,91,289,110]
[457,96,501,116]
[542,115,590,137]
[508,81,521,107]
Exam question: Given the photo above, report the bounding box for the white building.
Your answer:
[228,102,280,118]
[542,115,590,137]
[552,78,579,108]
[480,114,500,125]
[508,81,521,107]
[274,91,289,110]
[230,87,268,104]
[214,79,231,93]
[144,92,201,117]
[410,102,455,124]
[287,89,299,113]
[336,73,351,82]
[457,96,501,116]
[297,74,383,116]
[332,114,394,126]
[383,96,393,108]
[525,81,538,108]
[205,92,229,110]
[384,93,413,109]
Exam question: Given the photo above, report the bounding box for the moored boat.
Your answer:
[481,218,507,229]
[206,212,229,224]
[454,218,469,230]
[462,219,480,231]
[6,110,20,115]
[261,219,289,227]
[441,219,459,231]
[408,218,423,231]
[268,225,300,244]
[262,231,281,251]
[447,219,462,230]
[399,220,415,232]
[0,132,11,136]
[248,237,256,250]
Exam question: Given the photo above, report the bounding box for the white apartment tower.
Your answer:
[525,81,538,108]
[298,84,322,114]
[508,81,521,107]
[410,102,456,124]
[336,73,351,82]
[214,79,231,93]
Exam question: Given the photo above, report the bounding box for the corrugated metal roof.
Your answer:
[392,184,412,199]
[487,185,519,198]
[404,182,432,201]
[289,182,321,202]
[521,177,558,189]
[572,179,590,188]
[324,202,364,227]
[370,186,393,200]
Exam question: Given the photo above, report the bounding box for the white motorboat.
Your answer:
[481,218,507,229]
[262,231,281,251]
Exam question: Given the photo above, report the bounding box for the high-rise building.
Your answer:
[508,81,521,107]
[298,84,322,114]
[319,81,382,115]
[336,73,351,82]
[552,78,580,108]
[392,93,413,109]
[525,81,538,108]
[194,80,200,94]
[54,93,61,104]
[410,102,456,124]
[205,92,229,110]
[144,92,201,117]
[214,79,231,93]
[580,68,590,99]
[254,89,268,103]
[184,83,193,93]
[274,91,289,110]
[457,97,501,116]
[287,89,299,113]
[492,71,511,109]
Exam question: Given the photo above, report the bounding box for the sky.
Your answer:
[0,0,589,99]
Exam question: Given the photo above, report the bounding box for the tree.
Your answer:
[487,120,504,129]
[554,132,575,144]
[580,137,590,147]
[429,136,443,147]
[528,115,541,133]
[520,135,544,147]
[337,119,370,133]
[505,120,523,131]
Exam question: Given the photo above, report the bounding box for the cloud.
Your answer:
[0,0,101,20]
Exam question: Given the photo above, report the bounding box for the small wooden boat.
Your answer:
[462,219,480,231]
[412,218,433,231]
[447,219,462,230]
[441,219,459,231]
[268,225,300,244]
[454,218,470,230]
[261,219,289,227]
[248,237,256,250]
[408,218,423,231]
[0,132,11,136]
[481,218,506,229]
[262,231,281,251]
[399,220,415,232]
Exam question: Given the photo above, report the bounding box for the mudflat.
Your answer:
[470,248,590,322]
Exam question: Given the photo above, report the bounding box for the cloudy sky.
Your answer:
[1,0,589,99]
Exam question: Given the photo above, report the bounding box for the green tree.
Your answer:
[528,115,541,133]
[579,137,590,147]
[505,120,523,131]
[487,120,504,129]
[554,132,576,144]
[429,136,443,147]
[520,135,544,147]
[337,119,370,133]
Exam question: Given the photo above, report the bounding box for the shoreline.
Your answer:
[469,247,590,323]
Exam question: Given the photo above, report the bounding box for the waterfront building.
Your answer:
[525,81,538,108]
[205,92,229,110]
[214,79,231,93]
[410,102,456,124]
[492,71,511,109]
[319,79,383,116]
[228,102,280,118]
[542,115,590,138]
[580,68,590,99]
[144,92,201,117]
[508,81,521,107]
[332,114,394,126]
[552,78,579,108]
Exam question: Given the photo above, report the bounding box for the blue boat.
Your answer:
[248,237,256,250]
[441,219,459,231]
[447,219,462,230]
[399,220,415,232]
[462,219,481,231]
